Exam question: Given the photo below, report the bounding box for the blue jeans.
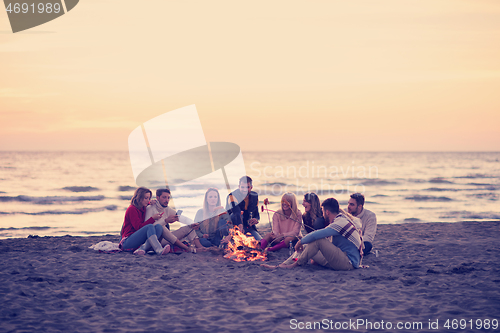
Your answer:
[200,219,231,247]
[246,228,262,241]
[229,212,262,240]
[122,224,163,251]
[199,237,214,247]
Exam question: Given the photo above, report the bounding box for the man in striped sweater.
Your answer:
[279,198,362,270]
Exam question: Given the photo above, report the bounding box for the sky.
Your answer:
[1,0,499,152]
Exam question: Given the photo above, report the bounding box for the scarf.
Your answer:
[154,200,167,214]
[330,213,364,258]
[153,200,171,230]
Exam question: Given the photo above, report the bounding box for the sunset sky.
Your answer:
[1,0,499,152]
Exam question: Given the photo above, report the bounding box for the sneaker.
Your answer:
[161,245,171,255]
[133,249,146,255]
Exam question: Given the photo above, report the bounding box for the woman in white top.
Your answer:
[194,188,230,247]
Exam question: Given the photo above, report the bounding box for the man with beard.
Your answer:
[347,193,377,255]
[145,188,204,252]
[225,176,261,240]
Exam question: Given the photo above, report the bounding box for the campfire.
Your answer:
[223,227,267,262]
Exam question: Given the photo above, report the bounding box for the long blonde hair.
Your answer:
[280,192,300,221]
[203,188,221,219]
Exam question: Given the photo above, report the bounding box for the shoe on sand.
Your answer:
[133,249,146,255]
[161,245,171,255]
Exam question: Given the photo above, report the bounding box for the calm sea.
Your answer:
[0,151,499,239]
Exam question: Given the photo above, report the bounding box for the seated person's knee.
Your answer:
[363,241,372,255]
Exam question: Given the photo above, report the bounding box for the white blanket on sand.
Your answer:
[89,241,121,252]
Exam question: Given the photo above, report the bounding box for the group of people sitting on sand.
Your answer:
[119,176,377,271]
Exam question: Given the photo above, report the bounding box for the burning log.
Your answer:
[223,227,267,262]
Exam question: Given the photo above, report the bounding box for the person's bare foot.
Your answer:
[278,262,298,269]
[195,246,209,252]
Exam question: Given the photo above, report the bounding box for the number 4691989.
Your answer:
[444,319,498,330]
[6,3,62,14]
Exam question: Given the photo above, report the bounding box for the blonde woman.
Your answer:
[261,192,302,252]
[194,188,230,247]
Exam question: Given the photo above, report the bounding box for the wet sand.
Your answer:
[0,221,499,333]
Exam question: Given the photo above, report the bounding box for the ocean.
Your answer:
[0,151,499,239]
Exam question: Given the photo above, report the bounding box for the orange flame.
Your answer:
[224,227,267,262]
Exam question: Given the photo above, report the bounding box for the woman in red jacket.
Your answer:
[120,187,169,255]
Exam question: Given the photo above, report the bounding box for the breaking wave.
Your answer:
[440,211,500,220]
[429,177,454,184]
[0,195,105,204]
[405,195,453,202]
[0,226,52,231]
[0,205,117,215]
[62,186,99,192]
[118,186,137,192]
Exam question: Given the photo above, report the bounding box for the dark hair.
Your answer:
[156,188,171,198]
[304,192,322,219]
[239,176,253,186]
[350,193,365,206]
[131,187,152,209]
[321,198,340,215]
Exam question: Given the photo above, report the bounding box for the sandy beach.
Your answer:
[1,221,499,333]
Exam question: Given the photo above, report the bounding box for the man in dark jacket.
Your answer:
[225,176,262,240]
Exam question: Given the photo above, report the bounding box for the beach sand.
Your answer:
[1,221,499,333]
